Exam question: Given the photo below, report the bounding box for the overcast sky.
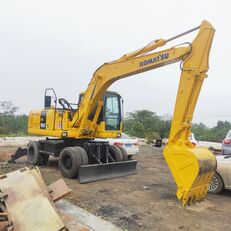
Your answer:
[0,0,230,127]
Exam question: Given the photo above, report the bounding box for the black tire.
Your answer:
[73,146,89,165]
[117,146,128,161]
[128,155,133,160]
[58,147,81,179]
[109,145,123,162]
[208,172,224,194]
[27,141,41,165]
[39,154,49,165]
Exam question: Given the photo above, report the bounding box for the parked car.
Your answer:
[189,133,197,146]
[96,133,139,159]
[208,155,231,193]
[222,130,231,155]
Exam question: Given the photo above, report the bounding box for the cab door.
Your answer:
[104,93,121,131]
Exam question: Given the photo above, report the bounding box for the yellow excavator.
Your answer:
[19,20,216,205]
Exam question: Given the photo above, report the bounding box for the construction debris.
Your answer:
[0,167,71,231]
[57,200,122,231]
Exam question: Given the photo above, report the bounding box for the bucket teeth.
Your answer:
[179,186,209,206]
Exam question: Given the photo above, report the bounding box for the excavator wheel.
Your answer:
[117,146,128,161]
[59,147,82,178]
[109,145,123,162]
[72,146,89,165]
[27,141,41,165]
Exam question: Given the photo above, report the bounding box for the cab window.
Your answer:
[105,94,120,130]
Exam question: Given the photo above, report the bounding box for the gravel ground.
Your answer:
[0,139,230,231]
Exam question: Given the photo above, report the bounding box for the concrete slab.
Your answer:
[56,200,122,231]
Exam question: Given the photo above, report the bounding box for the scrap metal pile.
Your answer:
[0,167,71,231]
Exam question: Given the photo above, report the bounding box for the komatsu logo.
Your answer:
[139,53,169,67]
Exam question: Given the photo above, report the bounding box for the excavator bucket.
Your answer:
[164,145,217,206]
[78,160,137,183]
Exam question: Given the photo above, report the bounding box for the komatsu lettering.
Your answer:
[139,53,169,67]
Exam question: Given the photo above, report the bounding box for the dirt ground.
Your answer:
[0,144,230,231]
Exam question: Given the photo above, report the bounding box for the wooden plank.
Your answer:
[48,179,72,202]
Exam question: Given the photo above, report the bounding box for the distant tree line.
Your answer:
[0,102,231,142]
[124,110,171,143]
[191,121,231,142]
[0,101,28,136]
[124,110,231,143]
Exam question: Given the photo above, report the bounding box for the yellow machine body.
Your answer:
[28,108,121,138]
[28,20,217,205]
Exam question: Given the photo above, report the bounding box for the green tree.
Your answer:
[192,120,231,142]
[125,109,231,142]
[0,101,28,135]
[124,110,170,138]
[130,122,145,138]
[0,101,19,115]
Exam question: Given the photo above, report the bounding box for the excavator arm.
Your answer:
[72,45,190,134]
[72,20,216,205]
[164,21,217,205]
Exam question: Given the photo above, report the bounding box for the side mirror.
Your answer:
[44,95,51,108]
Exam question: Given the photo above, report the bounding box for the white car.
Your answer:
[208,155,231,193]
[96,133,139,159]
[189,133,197,146]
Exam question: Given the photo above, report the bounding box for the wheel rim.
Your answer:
[209,176,219,192]
[63,156,72,170]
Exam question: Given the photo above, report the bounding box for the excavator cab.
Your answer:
[79,91,124,137]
